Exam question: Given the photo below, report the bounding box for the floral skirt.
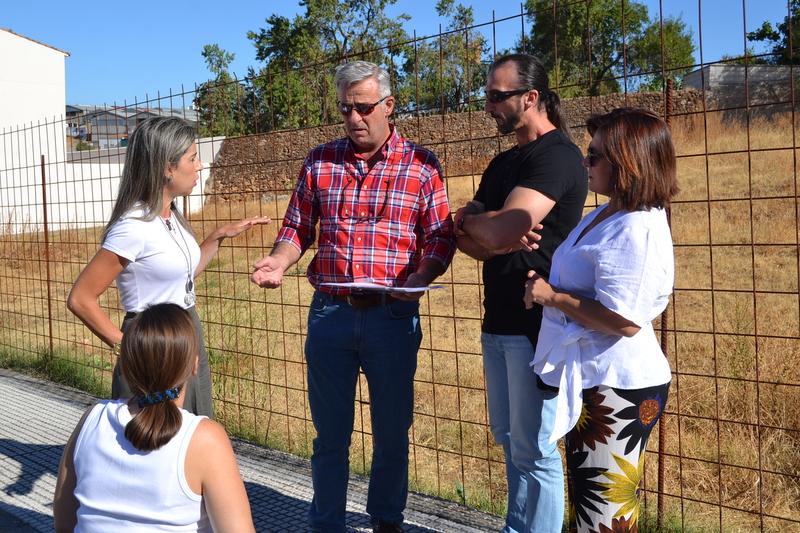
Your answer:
[565,382,670,533]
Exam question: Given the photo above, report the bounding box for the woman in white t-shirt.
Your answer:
[54,303,256,533]
[67,116,270,417]
[523,108,680,533]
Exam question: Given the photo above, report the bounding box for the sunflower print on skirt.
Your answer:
[565,382,670,533]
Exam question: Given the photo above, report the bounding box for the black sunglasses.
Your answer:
[338,177,392,223]
[586,147,606,167]
[337,96,389,116]
[484,89,532,104]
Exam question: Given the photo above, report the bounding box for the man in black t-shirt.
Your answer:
[454,54,587,533]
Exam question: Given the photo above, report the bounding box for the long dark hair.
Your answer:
[120,303,197,452]
[490,53,573,141]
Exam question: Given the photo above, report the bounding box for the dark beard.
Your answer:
[496,112,521,134]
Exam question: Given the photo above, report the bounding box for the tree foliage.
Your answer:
[243,0,411,130]
[397,0,489,114]
[520,0,695,96]
[747,0,800,64]
[194,45,248,137]
[194,0,699,133]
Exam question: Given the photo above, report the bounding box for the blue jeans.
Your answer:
[482,333,564,533]
[306,291,422,533]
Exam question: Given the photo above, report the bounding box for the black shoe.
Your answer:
[373,519,403,533]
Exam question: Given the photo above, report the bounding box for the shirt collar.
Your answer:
[348,124,401,165]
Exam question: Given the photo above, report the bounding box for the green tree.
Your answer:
[747,0,800,64]
[245,0,412,130]
[398,0,490,114]
[520,0,695,96]
[194,45,249,136]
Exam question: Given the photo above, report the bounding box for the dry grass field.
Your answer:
[1,111,799,532]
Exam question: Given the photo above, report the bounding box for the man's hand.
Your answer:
[453,201,485,236]
[389,258,446,301]
[391,272,428,301]
[488,224,544,255]
[251,256,287,289]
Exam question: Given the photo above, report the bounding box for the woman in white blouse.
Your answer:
[68,116,269,417]
[523,107,679,533]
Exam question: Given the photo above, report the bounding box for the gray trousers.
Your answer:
[111,306,214,418]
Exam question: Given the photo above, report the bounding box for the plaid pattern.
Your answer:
[276,127,455,292]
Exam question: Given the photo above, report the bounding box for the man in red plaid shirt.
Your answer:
[251,60,455,533]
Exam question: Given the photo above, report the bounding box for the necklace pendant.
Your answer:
[184,291,196,306]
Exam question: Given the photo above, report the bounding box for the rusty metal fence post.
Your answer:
[39,154,54,359]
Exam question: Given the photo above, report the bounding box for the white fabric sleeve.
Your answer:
[593,222,671,327]
[102,217,145,262]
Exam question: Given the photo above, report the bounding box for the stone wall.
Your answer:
[208,89,705,201]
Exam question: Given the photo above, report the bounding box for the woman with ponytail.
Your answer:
[53,303,256,533]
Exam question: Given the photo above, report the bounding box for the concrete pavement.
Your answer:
[0,369,504,533]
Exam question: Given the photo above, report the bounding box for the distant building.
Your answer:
[66,105,199,149]
[683,64,796,91]
[684,64,796,111]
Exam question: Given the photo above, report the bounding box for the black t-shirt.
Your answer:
[474,129,587,343]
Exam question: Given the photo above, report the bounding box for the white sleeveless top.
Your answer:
[72,399,211,532]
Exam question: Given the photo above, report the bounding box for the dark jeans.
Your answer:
[305,291,422,533]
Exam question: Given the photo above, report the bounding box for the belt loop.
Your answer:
[381,292,386,306]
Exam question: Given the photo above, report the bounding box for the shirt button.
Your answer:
[360,211,366,216]
[355,265,360,269]
[357,237,362,242]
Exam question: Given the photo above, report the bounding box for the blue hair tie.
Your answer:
[137,387,180,408]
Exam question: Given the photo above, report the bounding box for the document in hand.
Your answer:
[320,282,443,293]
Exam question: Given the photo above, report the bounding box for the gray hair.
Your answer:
[334,61,391,98]
[102,116,197,241]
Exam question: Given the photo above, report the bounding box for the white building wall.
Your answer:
[0,135,221,233]
[684,64,798,91]
[0,30,218,233]
[0,29,68,131]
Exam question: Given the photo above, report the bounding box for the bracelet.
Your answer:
[457,213,471,232]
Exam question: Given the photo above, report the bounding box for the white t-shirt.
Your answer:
[532,205,674,441]
[72,399,211,532]
[103,207,200,312]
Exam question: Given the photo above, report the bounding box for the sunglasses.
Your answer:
[484,89,532,104]
[586,147,606,167]
[337,96,389,116]
[338,177,392,223]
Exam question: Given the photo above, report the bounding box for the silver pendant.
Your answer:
[184,291,197,306]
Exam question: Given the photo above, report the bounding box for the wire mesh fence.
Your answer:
[1,2,799,531]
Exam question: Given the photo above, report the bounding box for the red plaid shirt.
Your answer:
[276,127,455,293]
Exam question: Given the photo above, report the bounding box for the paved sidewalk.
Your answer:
[0,369,504,533]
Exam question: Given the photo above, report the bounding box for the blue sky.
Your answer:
[2,0,790,106]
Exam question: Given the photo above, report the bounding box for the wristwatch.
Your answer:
[112,341,122,357]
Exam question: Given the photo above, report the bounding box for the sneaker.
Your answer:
[372,519,403,533]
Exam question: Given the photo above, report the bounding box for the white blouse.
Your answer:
[532,204,674,442]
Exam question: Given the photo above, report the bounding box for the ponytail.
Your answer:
[124,400,184,452]
[119,304,197,452]
[541,90,574,142]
